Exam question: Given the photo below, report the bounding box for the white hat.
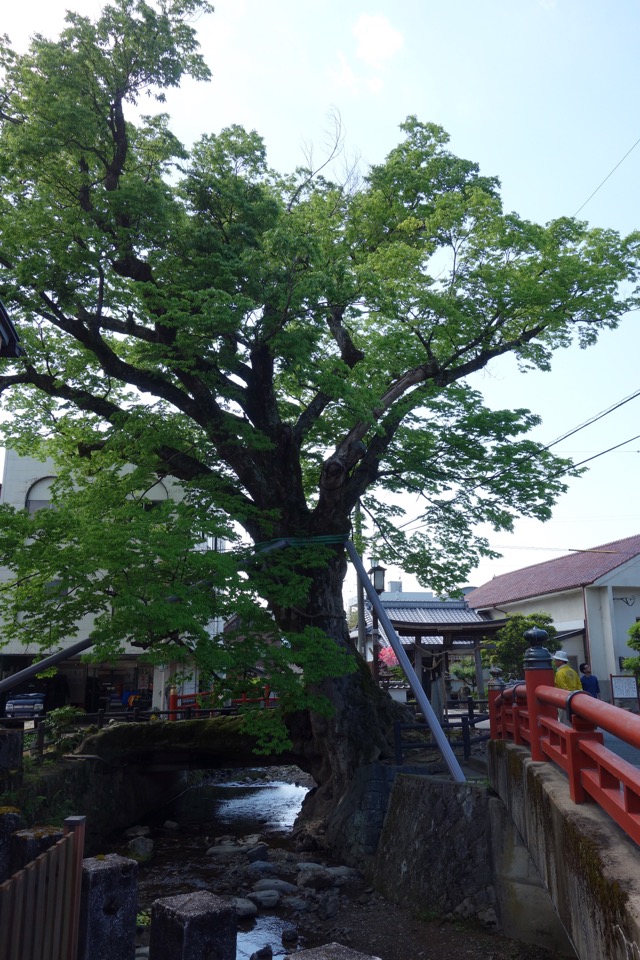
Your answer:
[553,650,569,663]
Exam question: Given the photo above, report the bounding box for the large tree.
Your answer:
[0,0,638,813]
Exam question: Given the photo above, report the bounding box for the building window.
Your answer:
[25,476,56,514]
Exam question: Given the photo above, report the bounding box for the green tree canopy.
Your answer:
[0,0,638,798]
[623,621,640,677]
[482,613,559,680]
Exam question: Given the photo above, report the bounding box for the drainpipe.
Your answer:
[582,586,591,664]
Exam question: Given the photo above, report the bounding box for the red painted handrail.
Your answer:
[490,674,640,846]
[167,686,277,720]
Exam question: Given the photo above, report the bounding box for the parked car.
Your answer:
[3,675,70,720]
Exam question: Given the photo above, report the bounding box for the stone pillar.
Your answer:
[77,854,138,960]
[0,809,24,882]
[149,891,236,960]
[0,728,23,793]
[9,825,63,876]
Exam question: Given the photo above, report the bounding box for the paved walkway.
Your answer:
[603,730,640,768]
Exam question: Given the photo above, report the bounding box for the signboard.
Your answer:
[611,675,639,701]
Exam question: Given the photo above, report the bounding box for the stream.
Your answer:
[126,768,316,958]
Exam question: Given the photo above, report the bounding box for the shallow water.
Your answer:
[167,779,308,834]
[133,771,310,957]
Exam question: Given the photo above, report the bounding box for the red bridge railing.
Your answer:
[167,687,277,720]
[490,630,640,846]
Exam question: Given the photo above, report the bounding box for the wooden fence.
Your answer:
[0,815,85,960]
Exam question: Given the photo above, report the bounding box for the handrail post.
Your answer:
[524,627,554,761]
[63,815,86,960]
[488,667,506,738]
[168,686,178,721]
[461,716,471,760]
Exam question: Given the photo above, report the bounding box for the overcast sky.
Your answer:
[3,0,640,594]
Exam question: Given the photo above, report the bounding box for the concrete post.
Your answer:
[9,826,63,876]
[523,627,554,762]
[149,891,236,960]
[78,854,138,960]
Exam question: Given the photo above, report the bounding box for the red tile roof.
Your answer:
[467,534,640,609]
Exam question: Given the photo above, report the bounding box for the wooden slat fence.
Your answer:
[0,815,85,960]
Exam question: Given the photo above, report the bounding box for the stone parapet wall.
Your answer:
[488,739,640,960]
[323,760,573,953]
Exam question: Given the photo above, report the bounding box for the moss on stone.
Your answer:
[75,716,289,766]
[563,815,628,930]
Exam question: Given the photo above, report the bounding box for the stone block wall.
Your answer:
[324,762,446,864]
[371,773,498,925]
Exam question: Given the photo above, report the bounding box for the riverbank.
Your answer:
[121,768,556,960]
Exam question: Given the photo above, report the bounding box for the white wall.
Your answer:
[0,451,227,698]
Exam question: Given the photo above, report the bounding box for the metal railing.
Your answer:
[490,657,640,847]
[167,686,278,720]
[0,816,85,960]
[394,712,490,765]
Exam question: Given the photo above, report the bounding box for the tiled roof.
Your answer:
[355,597,490,648]
[382,603,487,625]
[467,534,640,609]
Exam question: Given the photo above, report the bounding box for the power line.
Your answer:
[398,415,640,537]
[550,432,640,474]
[573,134,640,217]
[543,386,640,452]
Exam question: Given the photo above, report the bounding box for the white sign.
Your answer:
[611,675,639,700]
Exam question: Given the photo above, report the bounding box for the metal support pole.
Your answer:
[345,540,466,782]
[0,637,95,696]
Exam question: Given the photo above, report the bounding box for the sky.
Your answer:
[3,0,640,596]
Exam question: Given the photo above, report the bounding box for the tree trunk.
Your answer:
[274,546,401,829]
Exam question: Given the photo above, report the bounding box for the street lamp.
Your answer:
[367,560,386,681]
[368,559,386,595]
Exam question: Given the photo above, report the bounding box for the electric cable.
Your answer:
[573,134,640,217]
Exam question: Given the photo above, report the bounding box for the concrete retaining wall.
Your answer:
[371,774,497,924]
[488,739,640,960]
[325,761,573,955]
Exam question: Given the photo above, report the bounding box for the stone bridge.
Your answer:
[76,715,299,772]
[487,738,640,960]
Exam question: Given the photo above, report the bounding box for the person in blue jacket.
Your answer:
[579,662,601,698]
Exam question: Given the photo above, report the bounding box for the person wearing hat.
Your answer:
[553,650,581,723]
[553,651,581,691]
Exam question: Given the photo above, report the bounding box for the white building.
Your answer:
[0,449,226,713]
[466,534,640,702]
